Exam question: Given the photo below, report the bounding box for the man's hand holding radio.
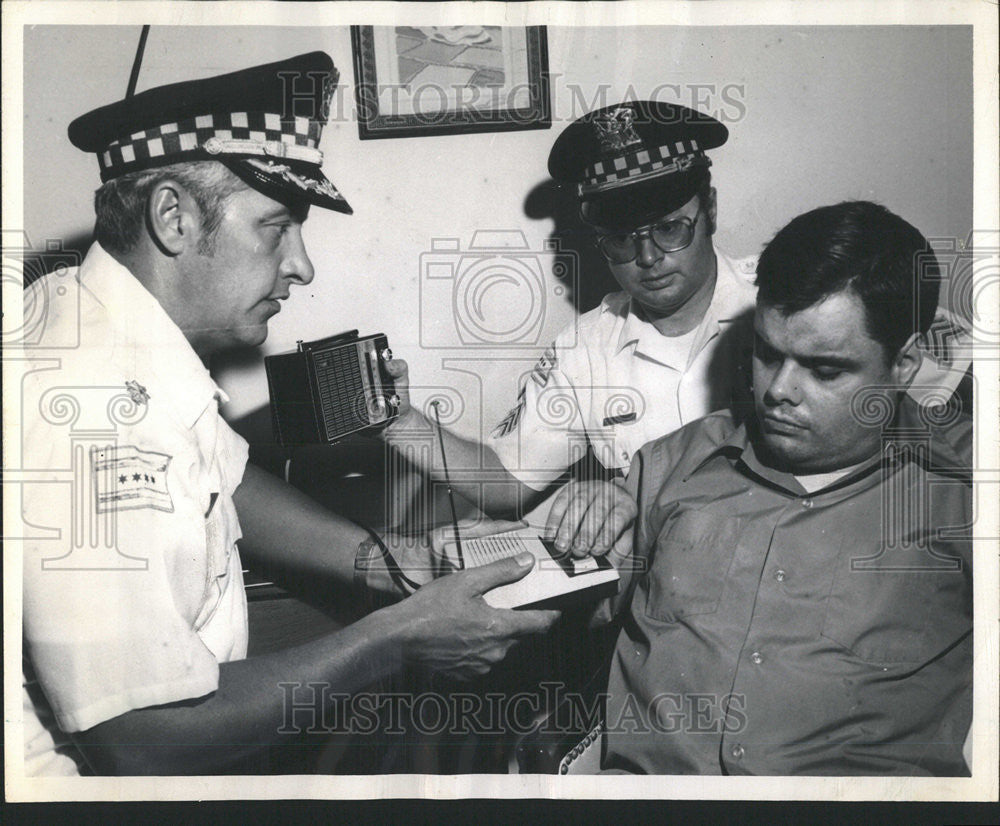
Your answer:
[381,357,418,428]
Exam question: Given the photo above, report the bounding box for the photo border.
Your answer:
[2,0,997,806]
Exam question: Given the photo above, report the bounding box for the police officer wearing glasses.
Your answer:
[383,102,755,558]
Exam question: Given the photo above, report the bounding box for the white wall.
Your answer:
[24,24,973,441]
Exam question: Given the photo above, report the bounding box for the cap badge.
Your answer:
[593,107,643,154]
[125,380,150,406]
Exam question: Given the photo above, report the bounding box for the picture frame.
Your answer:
[350,25,551,139]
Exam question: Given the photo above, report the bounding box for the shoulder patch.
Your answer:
[91,445,173,513]
[492,387,526,438]
[530,344,558,388]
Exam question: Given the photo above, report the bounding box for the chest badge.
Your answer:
[125,379,150,405]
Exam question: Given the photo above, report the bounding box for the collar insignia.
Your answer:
[125,380,150,405]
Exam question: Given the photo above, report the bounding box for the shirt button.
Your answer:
[775,568,787,582]
[751,651,763,665]
[801,498,814,508]
[731,744,745,760]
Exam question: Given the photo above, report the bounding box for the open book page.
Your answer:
[448,527,618,609]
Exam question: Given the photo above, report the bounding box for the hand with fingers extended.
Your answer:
[389,553,560,680]
[544,478,638,567]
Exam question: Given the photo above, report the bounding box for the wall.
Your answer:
[23,24,973,441]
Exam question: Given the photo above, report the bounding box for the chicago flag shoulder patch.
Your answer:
[91,445,174,513]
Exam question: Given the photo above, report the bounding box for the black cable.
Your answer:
[358,523,421,594]
[126,25,150,99]
[431,400,465,569]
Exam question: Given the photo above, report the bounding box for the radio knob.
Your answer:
[388,394,401,408]
[381,347,393,361]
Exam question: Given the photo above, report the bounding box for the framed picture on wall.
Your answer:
[350,25,550,139]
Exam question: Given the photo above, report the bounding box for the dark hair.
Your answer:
[94,161,247,255]
[695,170,714,232]
[755,201,940,361]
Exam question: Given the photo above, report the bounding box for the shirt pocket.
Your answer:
[820,554,971,666]
[642,509,743,623]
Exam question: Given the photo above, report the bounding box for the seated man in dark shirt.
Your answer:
[593,200,971,775]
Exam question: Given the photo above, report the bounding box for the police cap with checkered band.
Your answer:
[68,51,352,215]
[548,101,728,232]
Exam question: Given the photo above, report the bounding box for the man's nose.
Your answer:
[282,228,315,285]
[635,235,664,268]
[762,361,802,406]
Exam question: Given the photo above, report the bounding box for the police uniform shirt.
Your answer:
[488,250,757,489]
[601,402,972,775]
[21,244,250,775]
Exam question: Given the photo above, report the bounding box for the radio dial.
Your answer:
[388,394,401,408]
[380,347,393,361]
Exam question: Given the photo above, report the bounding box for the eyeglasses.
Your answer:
[596,208,702,264]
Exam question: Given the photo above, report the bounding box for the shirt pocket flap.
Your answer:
[821,560,971,665]
[642,509,742,623]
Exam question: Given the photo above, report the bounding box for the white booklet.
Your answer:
[442,527,620,610]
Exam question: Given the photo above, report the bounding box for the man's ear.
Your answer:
[892,332,924,389]
[146,180,200,256]
[706,186,718,235]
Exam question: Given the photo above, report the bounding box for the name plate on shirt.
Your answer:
[603,411,637,426]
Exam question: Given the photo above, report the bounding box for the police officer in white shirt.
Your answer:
[382,102,755,559]
[20,51,562,777]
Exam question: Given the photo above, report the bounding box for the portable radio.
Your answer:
[264,330,400,446]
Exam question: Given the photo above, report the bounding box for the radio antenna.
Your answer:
[126,25,151,99]
[431,401,464,570]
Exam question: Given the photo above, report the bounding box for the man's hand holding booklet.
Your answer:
[439,525,620,610]
[431,480,637,610]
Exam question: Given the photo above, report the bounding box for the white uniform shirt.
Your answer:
[20,244,249,775]
[488,250,757,490]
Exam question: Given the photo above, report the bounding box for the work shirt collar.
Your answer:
[613,250,752,365]
[686,396,966,499]
[78,243,227,430]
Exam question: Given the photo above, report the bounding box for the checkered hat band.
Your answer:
[581,139,702,188]
[99,111,323,175]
